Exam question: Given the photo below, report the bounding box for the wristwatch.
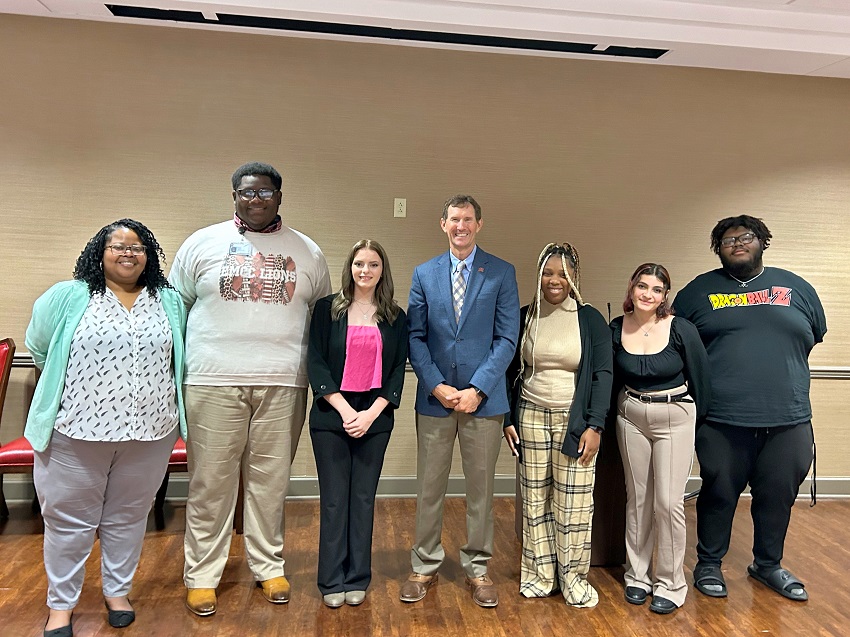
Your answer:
[473,387,487,399]
[587,425,603,433]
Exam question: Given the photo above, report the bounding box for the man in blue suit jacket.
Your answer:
[400,195,520,608]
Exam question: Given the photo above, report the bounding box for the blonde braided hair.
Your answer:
[516,242,583,384]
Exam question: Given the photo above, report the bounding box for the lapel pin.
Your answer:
[478,267,484,272]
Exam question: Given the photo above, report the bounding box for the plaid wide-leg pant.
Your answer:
[517,398,598,607]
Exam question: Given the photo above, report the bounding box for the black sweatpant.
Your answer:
[694,421,813,570]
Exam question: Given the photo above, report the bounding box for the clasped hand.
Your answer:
[432,384,482,413]
[342,411,376,438]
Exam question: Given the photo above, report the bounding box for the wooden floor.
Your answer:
[1,496,848,637]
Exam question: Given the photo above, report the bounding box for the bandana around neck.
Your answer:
[233,212,283,234]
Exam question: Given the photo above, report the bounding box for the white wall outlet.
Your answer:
[394,198,407,218]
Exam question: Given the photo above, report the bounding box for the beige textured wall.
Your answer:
[1,14,848,478]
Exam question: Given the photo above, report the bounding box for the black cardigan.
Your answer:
[307,294,408,433]
[507,303,614,457]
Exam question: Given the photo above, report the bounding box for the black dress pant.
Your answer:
[310,426,390,595]
[694,421,813,570]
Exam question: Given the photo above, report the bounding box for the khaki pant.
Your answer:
[183,385,306,588]
[411,412,503,578]
[616,386,695,607]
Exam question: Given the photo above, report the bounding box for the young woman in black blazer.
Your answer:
[307,239,408,608]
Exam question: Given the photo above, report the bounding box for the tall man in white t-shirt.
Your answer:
[170,162,331,616]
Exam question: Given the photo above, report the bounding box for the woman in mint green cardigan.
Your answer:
[26,219,186,637]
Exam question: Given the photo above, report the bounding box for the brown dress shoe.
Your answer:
[399,573,438,603]
[466,574,499,608]
[185,588,217,616]
[257,576,291,603]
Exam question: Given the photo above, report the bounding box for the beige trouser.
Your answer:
[616,385,695,607]
[411,412,504,578]
[183,385,306,588]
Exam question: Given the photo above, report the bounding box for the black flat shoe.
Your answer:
[105,601,136,628]
[624,586,648,605]
[43,624,73,637]
[649,596,677,614]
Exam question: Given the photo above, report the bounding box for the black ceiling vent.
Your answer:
[105,4,668,59]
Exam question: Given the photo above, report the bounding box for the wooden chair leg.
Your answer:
[31,488,40,515]
[0,475,8,519]
[155,472,169,513]
[234,474,244,535]
[153,472,170,531]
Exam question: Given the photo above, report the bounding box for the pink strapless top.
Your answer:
[340,325,383,392]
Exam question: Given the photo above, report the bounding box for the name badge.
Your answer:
[228,242,253,256]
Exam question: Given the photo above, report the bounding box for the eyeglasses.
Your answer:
[107,244,146,256]
[720,232,756,248]
[236,188,278,201]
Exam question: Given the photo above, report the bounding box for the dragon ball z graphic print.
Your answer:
[219,251,297,304]
[707,286,791,310]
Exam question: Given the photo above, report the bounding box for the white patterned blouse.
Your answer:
[53,288,179,441]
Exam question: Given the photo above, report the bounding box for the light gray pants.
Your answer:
[33,429,178,610]
[411,412,504,578]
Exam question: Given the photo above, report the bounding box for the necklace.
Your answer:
[630,313,658,337]
[728,267,765,288]
[353,298,376,320]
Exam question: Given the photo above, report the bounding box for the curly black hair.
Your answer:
[73,218,171,298]
[710,215,772,254]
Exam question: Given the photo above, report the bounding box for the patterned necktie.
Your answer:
[453,261,467,323]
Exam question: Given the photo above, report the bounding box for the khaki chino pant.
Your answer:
[183,385,306,588]
[411,412,504,579]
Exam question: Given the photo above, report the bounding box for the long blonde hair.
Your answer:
[516,242,583,383]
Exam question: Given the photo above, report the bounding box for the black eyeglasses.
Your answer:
[720,232,756,248]
[107,244,146,256]
[236,188,278,201]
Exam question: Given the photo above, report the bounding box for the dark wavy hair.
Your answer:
[442,194,482,221]
[331,239,400,324]
[231,162,282,190]
[73,219,171,298]
[710,215,772,255]
[623,263,674,319]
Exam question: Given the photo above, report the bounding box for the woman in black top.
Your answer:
[611,263,709,615]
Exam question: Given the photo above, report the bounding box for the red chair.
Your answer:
[0,338,28,518]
